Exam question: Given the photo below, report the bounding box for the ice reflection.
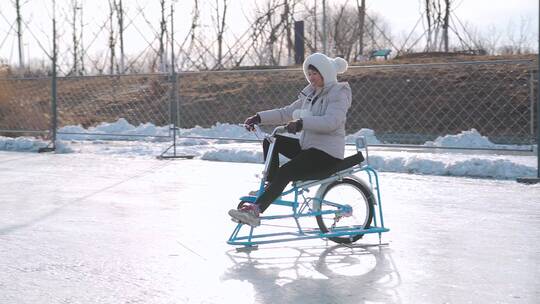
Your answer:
[222,244,402,304]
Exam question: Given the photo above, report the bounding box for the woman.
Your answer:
[229,53,352,227]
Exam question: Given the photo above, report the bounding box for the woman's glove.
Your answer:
[285,119,303,134]
[244,114,261,131]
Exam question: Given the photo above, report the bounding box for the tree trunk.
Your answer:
[425,0,432,51]
[108,0,115,74]
[443,0,450,52]
[72,0,78,75]
[284,0,293,65]
[322,0,327,54]
[216,0,228,69]
[313,2,317,51]
[79,3,85,75]
[115,0,125,73]
[356,0,365,59]
[15,0,24,68]
[159,0,167,72]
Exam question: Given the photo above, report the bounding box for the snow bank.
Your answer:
[1,120,537,180]
[58,118,170,140]
[425,128,500,149]
[368,154,536,180]
[345,128,381,145]
[0,136,73,153]
[57,119,260,143]
[178,123,258,141]
[201,148,263,164]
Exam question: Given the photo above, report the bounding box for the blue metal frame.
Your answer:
[227,128,390,248]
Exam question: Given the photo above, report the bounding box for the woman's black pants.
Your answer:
[255,135,340,213]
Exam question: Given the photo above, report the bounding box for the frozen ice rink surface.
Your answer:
[1,151,539,304]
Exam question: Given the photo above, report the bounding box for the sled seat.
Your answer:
[296,151,365,183]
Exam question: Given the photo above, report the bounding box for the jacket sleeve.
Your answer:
[301,88,351,133]
[257,98,303,125]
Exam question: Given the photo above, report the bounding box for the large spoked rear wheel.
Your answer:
[315,178,375,244]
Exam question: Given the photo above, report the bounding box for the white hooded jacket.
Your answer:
[257,53,351,159]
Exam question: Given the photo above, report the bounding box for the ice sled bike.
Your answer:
[227,125,390,251]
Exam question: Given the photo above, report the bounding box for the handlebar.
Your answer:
[270,126,286,136]
[243,124,286,140]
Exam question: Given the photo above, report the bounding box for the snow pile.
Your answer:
[0,136,73,153]
[345,128,381,145]
[425,129,494,148]
[57,119,259,143]
[178,123,258,141]
[0,136,48,152]
[201,148,263,163]
[58,118,170,140]
[368,154,535,180]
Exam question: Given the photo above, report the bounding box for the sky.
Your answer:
[368,0,538,34]
[0,0,538,67]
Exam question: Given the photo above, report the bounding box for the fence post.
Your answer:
[530,70,535,139]
[39,0,57,153]
[517,8,540,184]
[158,2,193,159]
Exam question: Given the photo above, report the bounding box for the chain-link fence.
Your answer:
[0,76,51,135]
[177,60,537,146]
[0,59,537,149]
[56,74,172,138]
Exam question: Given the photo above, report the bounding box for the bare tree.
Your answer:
[504,16,533,55]
[214,0,228,69]
[69,0,80,75]
[331,2,359,61]
[424,0,452,52]
[248,0,291,65]
[442,0,450,52]
[425,0,432,51]
[179,0,200,70]
[283,0,293,65]
[463,23,499,55]
[299,1,391,60]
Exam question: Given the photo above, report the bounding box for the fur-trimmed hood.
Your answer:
[302,53,348,87]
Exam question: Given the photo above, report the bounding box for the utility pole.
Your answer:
[15,0,24,68]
